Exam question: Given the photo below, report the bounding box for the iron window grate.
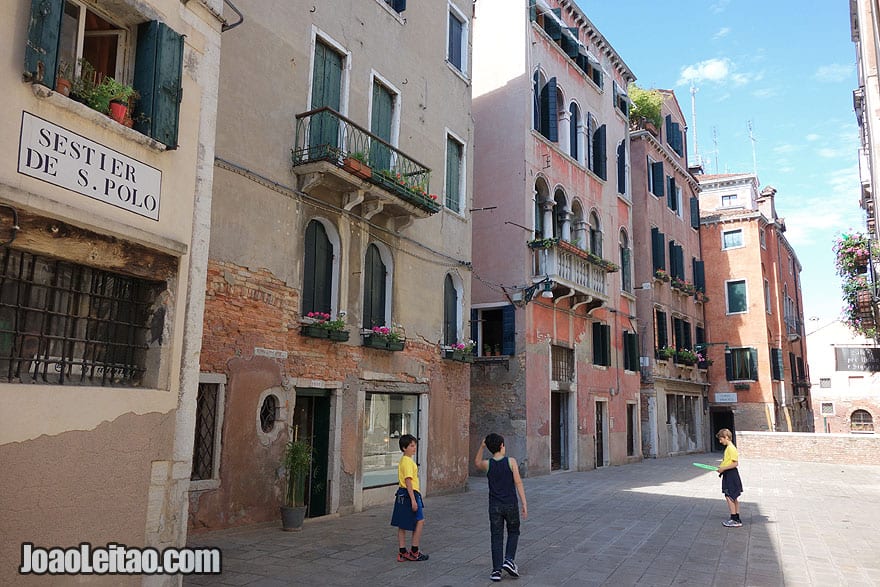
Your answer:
[0,249,160,386]
[191,382,219,480]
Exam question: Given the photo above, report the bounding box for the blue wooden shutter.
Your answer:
[569,104,579,160]
[561,29,579,58]
[134,21,184,149]
[725,351,734,380]
[690,196,700,228]
[617,141,626,194]
[501,305,516,355]
[668,240,676,278]
[749,348,759,380]
[528,0,537,21]
[667,177,677,210]
[540,78,558,142]
[443,275,457,346]
[671,122,682,155]
[25,0,64,87]
[593,124,607,180]
[392,0,406,12]
[446,138,462,212]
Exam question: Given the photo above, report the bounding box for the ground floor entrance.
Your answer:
[292,390,331,518]
[710,409,735,452]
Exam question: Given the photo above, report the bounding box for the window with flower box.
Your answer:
[363,243,392,330]
[24,0,184,148]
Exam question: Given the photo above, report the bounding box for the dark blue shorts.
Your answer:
[390,488,424,531]
[721,468,743,501]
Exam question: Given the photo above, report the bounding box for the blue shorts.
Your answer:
[390,488,424,531]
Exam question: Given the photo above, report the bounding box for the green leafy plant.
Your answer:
[370,324,404,343]
[628,84,665,129]
[283,439,313,508]
[527,237,558,249]
[88,76,137,115]
[657,346,676,360]
[676,348,699,364]
[69,59,98,102]
[835,231,878,338]
[305,311,346,332]
[349,151,369,164]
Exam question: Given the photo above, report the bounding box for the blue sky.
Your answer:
[580,0,863,331]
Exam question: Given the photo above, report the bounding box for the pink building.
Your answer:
[470,0,638,474]
[629,90,710,457]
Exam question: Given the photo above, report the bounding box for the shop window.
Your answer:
[363,393,420,487]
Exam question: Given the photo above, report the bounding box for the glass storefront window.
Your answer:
[363,393,419,488]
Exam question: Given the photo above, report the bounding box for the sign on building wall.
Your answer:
[18,112,161,220]
[834,346,880,372]
[714,393,737,403]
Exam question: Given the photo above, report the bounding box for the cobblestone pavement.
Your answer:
[185,455,880,586]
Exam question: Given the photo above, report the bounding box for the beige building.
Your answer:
[190,0,474,530]
[0,0,222,584]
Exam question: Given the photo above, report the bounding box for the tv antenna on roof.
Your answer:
[690,81,699,165]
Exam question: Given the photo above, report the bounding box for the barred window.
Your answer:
[0,249,161,386]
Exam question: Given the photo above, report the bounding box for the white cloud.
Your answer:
[773,144,798,154]
[783,166,861,247]
[677,58,756,87]
[752,87,777,99]
[713,27,731,40]
[805,134,820,141]
[710,0,730,13]
[814,63,854,83]
[817,147,847,159]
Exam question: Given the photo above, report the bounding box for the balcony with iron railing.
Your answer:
[529,239,614,310]
[291,107,439,219]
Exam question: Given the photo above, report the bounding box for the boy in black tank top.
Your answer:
[474,433,528,582]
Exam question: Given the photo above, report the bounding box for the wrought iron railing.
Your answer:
[292,107,438,213]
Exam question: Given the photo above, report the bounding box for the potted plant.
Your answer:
[676,348,699,366]
[653,268,671,282]
[364,324,405,351]
[443,339,475,362]
[69,59,97,105]
[56,60,73,97]
[281,438,312,531]
[342,151,372,179]
[301,311,349,341]
[88,77,137,122]
[657,346,675,361]
[628,84,664,134]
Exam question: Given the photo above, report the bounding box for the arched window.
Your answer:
[363,244,388,329]
[553,188,567,240]
[851,409,874,433]
[589,212,602,257]
[533,70,557,141]
[534,178,550,238]
[619,229,632,293]
[443,274,458,346]
[303,220,333,315]
[569,102,580,161]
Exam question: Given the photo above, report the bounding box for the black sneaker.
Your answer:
[502,559,519,577]
[490,570,502,582]
[407,551,429,561]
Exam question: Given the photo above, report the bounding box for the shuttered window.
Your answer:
[771,348,784,380]
[448,9,464,72]
[690,196,701,229]
[623,331,639,372]
[370,81,394,170]
[726,347,758,381]
[667,177,678,211]
[384,0,406,13]
[569,103,580,160]
[302,221,333,316]
[650,160,665,197]
[445,136,463,213]
[310,40,343,152]
[592,322,611,366]
[362,244,387,329]
[655,309,668,350]
[617,141,626,195]
[539,77,559,142]
[693,259,705,293]
[651,227,666,272]
[443,275,458,346]
[592,124,607,180]
[25,1,184,148]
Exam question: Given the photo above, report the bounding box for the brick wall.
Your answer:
[736,431,880,464]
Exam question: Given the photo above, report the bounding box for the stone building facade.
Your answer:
[697,173,812,436]
[188,0,474,531]
[630,90,710,458]
[470,0,639,475]
[0,0,222,584]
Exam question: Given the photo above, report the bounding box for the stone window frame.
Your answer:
[189,373,227,492]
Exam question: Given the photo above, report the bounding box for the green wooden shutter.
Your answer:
[694,259,705,292]
[725,351,734,380]
[651,161,665,196]
[445,138,462,212]
[749,348,759,380]
[448,12,463,70]
[443,275,457,346]
[771,348,783,380]
[134,21,184,149]
[621,247,631,291]
[392,0,406,12]
[302,221,332,315]
[675,245,684,280]
[602,324,611,366]
[690,196,700,228]
[617,141,626,194]
[309,41,342,154]
[683,321,692,350]
[533,72,540,131]
[470,309,479,352]
[543,10,562,40]
[540,78,558,142]
[561,29,579,58]
[528,0,537,21]
[362,245,386,329]
[592,322,602,364]
[667,177,677,210]
[370,81,393,170]
[501,305,516,355]
[651,227,665,272]
[593,124,607,180]
[25,0,64,87]
[655,309,667,349]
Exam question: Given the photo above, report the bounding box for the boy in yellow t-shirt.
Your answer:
[389,434,428,561]
[716,428,743,527]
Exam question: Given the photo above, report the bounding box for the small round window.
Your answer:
[260,395,278,433]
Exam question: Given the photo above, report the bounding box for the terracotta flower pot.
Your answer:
[109,100,128,124]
